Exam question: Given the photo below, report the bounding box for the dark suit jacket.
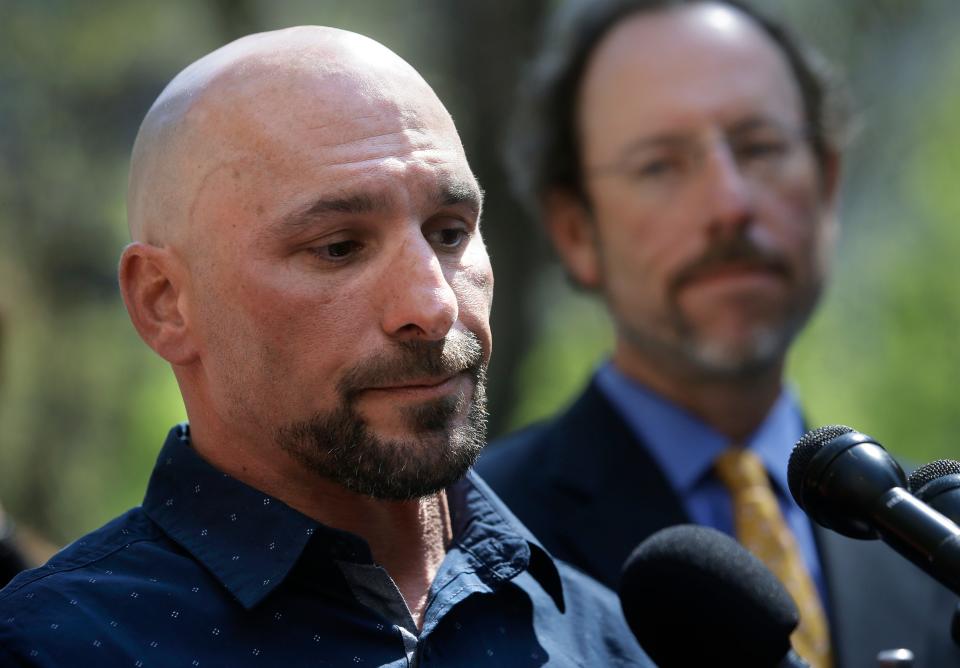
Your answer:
[476,380,960,668]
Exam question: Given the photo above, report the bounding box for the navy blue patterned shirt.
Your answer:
[0,425,650,667]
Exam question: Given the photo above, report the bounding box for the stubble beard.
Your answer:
[669,312,799,379]
[619,278,824,382]
[275,331,488,501]
[615,235,821,381]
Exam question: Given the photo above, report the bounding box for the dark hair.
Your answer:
[506,0,852,214]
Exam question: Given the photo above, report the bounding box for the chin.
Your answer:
[685,327,789,379]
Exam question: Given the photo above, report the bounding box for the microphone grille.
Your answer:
[788,425,854,507]
[908,459,960,493]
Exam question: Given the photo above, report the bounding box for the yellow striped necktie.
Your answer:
[714,446,832,668]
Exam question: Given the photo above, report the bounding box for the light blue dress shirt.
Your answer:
[594,361,828,607]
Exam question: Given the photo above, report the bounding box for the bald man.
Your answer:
[0,28,651,667]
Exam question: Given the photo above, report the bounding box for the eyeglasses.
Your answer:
[585,120,812,202]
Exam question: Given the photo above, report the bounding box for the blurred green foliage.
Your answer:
[788,19,960,464]
[1,0,959,547]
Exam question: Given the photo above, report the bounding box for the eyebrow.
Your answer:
[440,178,484,215]
[727,117,798,136]
[298,192,393,217]
[614,116,795,162]
[276,178,484,235]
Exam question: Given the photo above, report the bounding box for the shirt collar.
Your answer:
[143,425,562,610]
[452,470,564,607]
[142,425,326,609]
[749,389,805,497]
[595,362,803,496]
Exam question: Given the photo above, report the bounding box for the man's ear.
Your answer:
[820,149,843,207]
[118,243,198,365]
[818,149,843,247]
[543,189,602,289]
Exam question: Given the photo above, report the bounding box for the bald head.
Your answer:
[127,26,460,246]
[120,25,492,502]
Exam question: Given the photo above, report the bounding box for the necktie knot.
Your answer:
[714,446,770,492]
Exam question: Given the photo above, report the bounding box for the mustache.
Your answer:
[671,235,790,291]
[337,330,485,400]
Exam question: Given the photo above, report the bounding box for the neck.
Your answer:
[186,419,452,630]
[312,490,452,630]
[612,342,784,442]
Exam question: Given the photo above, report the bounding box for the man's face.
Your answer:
[559,4,838,379]
[184,62,493,500]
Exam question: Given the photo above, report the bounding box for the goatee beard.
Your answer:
[275,330,488,501]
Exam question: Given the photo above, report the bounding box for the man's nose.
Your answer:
[701,144,756,238]
[380,236,458,342]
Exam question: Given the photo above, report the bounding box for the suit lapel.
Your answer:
[545,382,690,588]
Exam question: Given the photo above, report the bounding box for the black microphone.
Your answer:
[619,524,810,667]
[908,459,960,647]
[909,459,960,520]
[788,425,960,595]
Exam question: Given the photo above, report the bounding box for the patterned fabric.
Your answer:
[714,446,832,668]
[0,425,651,667]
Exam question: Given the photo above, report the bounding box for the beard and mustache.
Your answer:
[274,329,488,501]
[610,230,821,379]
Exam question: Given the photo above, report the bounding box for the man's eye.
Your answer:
[311,240,362,260]
[431,228,468,249]
[631,158,681,180]
[737,139,789,160]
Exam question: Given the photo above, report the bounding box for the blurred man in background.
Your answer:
[477,1,960,666]
[0,26,650,667]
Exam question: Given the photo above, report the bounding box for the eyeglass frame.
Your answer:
[582,116,816,201]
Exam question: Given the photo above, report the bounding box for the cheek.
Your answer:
[786,218,833,289]
[590,182,696,279]
[451,259,494,355]
[758,180,832,271]
[593,212,685,298]
[272,295,362,358]
[458,240,493,302]
[223,264,369,370]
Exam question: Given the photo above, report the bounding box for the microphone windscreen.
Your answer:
[787,424,854,507]
[787,425,908,540]
[908,459,960,493]
[619,524,798,667]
